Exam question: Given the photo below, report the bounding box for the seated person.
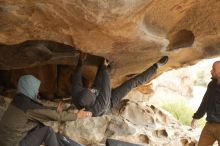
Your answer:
[71,53,168,117]
[0,75,91,146]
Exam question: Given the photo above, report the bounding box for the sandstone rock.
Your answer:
[1,0,220,97]
[42,100,198,146]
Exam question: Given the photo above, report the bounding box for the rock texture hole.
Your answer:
[181,138,197,146]
[168,30,195,50]
[154,129,168,138]
[138,134,150,144]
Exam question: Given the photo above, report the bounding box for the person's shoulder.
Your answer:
[207,79,217,88]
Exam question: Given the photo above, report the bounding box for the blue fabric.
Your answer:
[17,75,41,102]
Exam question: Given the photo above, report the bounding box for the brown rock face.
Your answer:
[0,0,220,97]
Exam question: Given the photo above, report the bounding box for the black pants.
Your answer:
[111,64,158,108]
[71,59,158,117]
[19,126,59,146]
[87,63,111,116]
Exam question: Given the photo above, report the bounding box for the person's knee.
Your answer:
[92,106,109,117]
[48,126,54,133]
[43,126,55,135]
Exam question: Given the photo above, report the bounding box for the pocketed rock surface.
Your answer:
[43,100,199,146]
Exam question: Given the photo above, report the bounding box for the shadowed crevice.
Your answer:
[0,40,104,70]
[0,40,105,98]
[167,30,195,50]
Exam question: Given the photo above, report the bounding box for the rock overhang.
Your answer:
[0,0,220,97]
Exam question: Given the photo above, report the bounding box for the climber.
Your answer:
[71,53,169,117]
[191,61,220,146]
[0,75,92,146]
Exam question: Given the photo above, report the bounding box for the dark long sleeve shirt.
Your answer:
[0,94,77,146]
[193,79,220,122]
[71,59,96,109]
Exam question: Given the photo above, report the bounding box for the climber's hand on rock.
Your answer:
[104,58,110,66]
[76,108,92,119]
[80,52,87,62]
[191,118,197,129]
[57,101,64,113]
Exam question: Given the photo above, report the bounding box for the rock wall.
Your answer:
[1,0,220,97]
